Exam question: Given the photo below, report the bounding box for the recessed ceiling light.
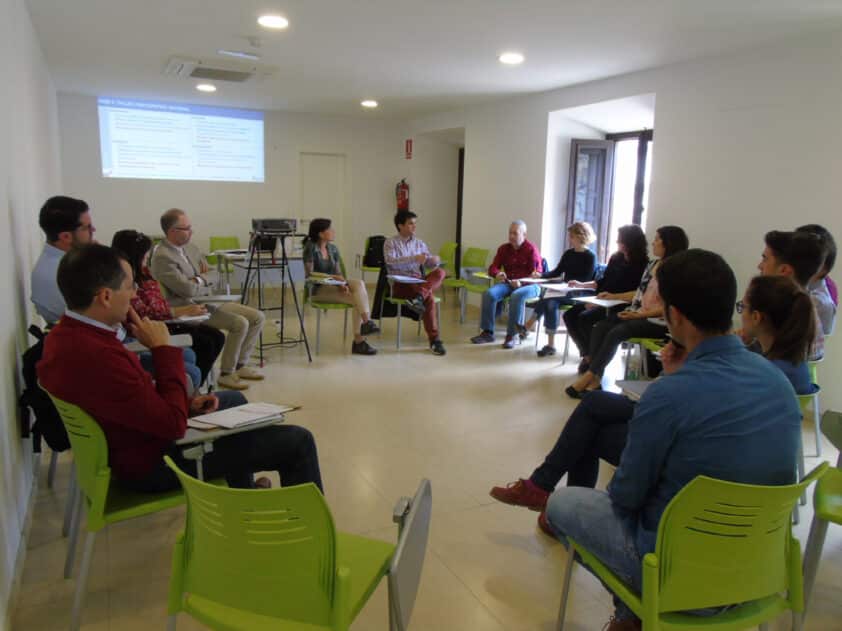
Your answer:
[498,51,525,65]
[258,14,289,29]
[196,83,217,93]
[361,100,378,109]
[217,49,261,61]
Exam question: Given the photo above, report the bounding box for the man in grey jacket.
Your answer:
[150,208,265,390]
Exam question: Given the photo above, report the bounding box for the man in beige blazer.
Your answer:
[150,208,265,390]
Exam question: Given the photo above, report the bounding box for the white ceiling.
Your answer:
[560,94,656,134]
[26,0,842,119]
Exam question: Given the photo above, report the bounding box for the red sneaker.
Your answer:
[489,478,549,511]
[537,511,557,538]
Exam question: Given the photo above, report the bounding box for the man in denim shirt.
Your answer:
[544,250,801,631]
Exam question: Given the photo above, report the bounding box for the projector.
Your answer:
[251,218,297,234]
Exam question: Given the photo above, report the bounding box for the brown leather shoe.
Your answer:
[603,616,642,631]
[489,478,549,511]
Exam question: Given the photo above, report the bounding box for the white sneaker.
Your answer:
[237,366,264,381]
[217,373,249,390]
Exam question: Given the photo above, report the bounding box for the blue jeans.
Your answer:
[545,487,641,621]
[139,348,202,392]
[480,283,541,336]
[532,296,574,332]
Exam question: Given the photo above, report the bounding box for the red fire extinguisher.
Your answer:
[396,179,409,211]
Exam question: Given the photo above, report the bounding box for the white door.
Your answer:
[299,152,347,259]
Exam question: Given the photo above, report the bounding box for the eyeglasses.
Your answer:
[735,300,745,314]
[75,223,95,234]
[172,225,193,232]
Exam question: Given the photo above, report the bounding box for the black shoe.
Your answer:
[430,339,447,356]
[360,320,380,335]
[404,296,426,316]
[470,331,495,344]
[516,324,530,341]
[565,385,584,400]
[537,345,556,357]
[577,358,590,374]
[351,340,377,355]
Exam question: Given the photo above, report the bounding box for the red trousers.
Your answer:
[392,267,445,341]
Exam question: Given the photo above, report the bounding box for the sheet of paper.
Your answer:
[202,294,242,303]
[311,277,347,286]
[573,296,630,308]
[188,402,299,429]
[388,274,426,284]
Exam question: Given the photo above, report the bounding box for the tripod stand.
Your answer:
[240,231,312,363]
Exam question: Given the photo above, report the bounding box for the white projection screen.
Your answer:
[97,97,265,182]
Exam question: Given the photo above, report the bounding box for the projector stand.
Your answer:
[240,231,312,363]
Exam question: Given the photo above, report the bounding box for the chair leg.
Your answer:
[802,515,829,619]
[459,287,466,324]
[167,614,178,631]
[62,470,78,537]
[343,310,348,341]
[535,315,542,349]
[70,531,97,631]
[797,442,807,506]
[315,309,322,355]
[562,330,570,365]
[556,547,576,630]
[396,306,402,350]
[47,450,58,489]
[64,491,83,578]
[813,396,822,457]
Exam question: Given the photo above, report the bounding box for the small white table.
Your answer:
[175,415,285,481]
[125,333,192,353]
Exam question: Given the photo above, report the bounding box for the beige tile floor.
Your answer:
[13,294,842,630]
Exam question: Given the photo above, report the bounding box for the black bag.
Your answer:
[362,235,386,268]
[371,266,420,322]
[19,325,69,453]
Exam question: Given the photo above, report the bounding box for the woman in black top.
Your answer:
[562,225,649,370]
[523,222,597,356]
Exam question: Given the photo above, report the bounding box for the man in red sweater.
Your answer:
[38,244,322,492]
[470,220,543,348]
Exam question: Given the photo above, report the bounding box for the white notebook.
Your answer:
[188,402,298,429]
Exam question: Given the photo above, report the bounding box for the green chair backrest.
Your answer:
[652,463,828,613]
[462,247,489,269]
[165,457,343,626]
[208,236,241,264]
[44,392,112,531]
[439,242,458,275]
[821,410,842,457]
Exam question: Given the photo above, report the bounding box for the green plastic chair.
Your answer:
[439,241,461,303]
[44,391,194,631]
[451,247,490,322]
[306,259,353,355]
[801,411,842,625]
[360,237,381,283]
[164,456,433,631]
[557,464,829,631]
[624,337,667,379]
[208,236,241,269]
[381,277,441,350]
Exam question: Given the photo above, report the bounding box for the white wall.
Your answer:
[0,0,62,626]
[406,134,460,254]
[58,94,458,268]
[416,30,842,409]
[541,113,603,264]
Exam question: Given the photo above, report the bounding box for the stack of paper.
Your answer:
[188,402,298,429]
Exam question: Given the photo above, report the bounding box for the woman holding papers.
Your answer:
[112,230,223,388]
[302,218,379,355]
[562,225,649,368]
[565,226,689,399]
[523,222,597,356]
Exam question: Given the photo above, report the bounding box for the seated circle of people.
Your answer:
[523,221,597,357]
[756,229,825,360]
[111,229,224,390]
[302,218,380,355]
[31,195,95,325]
[565,226,689,399]
[37,244,323,493]
[469,220,543,349]
[491,249,803,630]
[562,224,649,373]
[383,210,447,356]
[150,208,266,390]
[795,223,837,336]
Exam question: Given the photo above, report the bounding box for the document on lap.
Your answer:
[541,282,596,296]
[572,296,629,308]
[188,402,300,429]
[388,274,426,284]
[202,294,242,303]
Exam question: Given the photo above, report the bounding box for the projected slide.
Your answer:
[98,97,265,182]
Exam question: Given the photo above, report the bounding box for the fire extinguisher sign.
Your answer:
[405,139,413,160]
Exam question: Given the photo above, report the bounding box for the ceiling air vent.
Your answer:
[163,56,260,83]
